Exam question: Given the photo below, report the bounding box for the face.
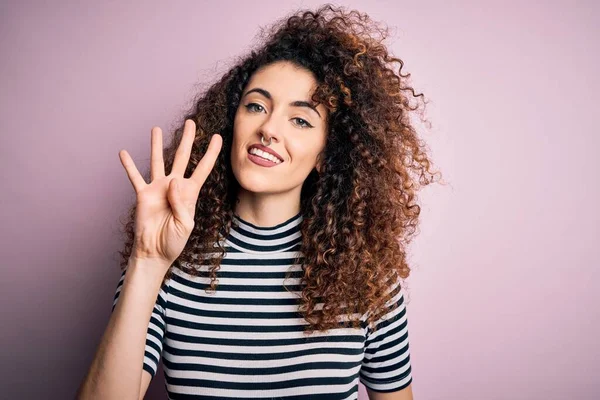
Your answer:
[231,61,328,195]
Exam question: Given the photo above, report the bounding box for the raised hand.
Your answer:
[118,119,222,267]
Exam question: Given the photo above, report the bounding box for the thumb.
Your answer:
[167,178,191,226]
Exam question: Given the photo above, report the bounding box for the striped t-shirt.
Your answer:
[112,211,412,399]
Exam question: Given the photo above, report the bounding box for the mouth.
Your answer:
[247,143,284,163]
[247,151,283,168]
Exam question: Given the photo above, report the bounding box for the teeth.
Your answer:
[249,148,281,164]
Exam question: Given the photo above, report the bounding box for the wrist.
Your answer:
[126,256,171,287]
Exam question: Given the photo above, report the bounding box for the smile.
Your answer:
[247,151,282,168]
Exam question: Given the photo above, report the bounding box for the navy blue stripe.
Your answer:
[364,330,409,355]
[168,300,305,319]
[166,331,364,347]
[165,375,357,391]
[166,315,353,333]
[361,353,411,374]
[175,270,305,279]
[144,349,158,367]
[163,357,361,376]
[365,311,407,346]
[167,384,358,400]
[360,371,412,392]
[169,285,303,306]
[227,233,302,252]
[182,254,304,266]
[164,343,363,360]
[142,362,155,378]
[232,212,302,231]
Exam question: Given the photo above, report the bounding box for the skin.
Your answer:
[230,60,328,227]
[137,61,414,399]
[367,386,414,400]
[230,60,414,399]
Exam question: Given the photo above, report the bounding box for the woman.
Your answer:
[78,4,438,399]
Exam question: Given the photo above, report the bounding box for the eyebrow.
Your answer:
[242,87,322,118]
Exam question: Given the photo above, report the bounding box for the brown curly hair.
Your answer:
[117,4,441,334]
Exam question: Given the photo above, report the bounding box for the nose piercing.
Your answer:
[261,136,272,147]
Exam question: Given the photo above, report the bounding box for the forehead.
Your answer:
[246,61,318,98]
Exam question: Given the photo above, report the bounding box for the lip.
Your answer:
[248,152,280,168]
[247,143,284,162]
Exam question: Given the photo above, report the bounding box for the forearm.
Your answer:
[76,258,169,400]
[367,383,414,400]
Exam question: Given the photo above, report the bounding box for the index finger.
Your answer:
[189,134,223,188]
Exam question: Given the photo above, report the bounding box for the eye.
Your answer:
[244,103,265,113]
[292,117,313,129]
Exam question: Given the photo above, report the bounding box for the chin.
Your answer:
[234,170,277,194]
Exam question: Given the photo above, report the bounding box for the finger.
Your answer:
[167,178,192,228]
[171,119,196,176]
[150,126,165,181]
[119,150,147,193]
[190,133,223,187]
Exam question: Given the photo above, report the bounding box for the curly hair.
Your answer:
[117,4,441,334]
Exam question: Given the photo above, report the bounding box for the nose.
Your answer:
[258,114,282,144]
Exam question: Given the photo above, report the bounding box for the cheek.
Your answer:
[231,113,246,149]
[232,113,241,138]
[232,112,255,143]
[290,143,322,166]
[233,106,246,132]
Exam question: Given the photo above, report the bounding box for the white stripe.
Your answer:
[360,373,412,392]
[121,211,412,396]
[178,263,304,273]
[163,364,362,382]
[163,350,363,371]
[167,336,364,354]
[166,380,358,398]
[168,278,302,299]
[167,323,363,340]
[143,355,157,374]
[189,249,304,261]
[228,228,301,247]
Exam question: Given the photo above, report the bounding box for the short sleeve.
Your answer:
[111,268,169,379]
[360,279,413,392]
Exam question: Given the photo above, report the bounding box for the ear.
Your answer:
[315,162,322,175]
[314,154,325,175]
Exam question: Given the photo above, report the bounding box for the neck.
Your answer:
[234,185,302,228]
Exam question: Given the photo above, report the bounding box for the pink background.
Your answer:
[1,1,598,399]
